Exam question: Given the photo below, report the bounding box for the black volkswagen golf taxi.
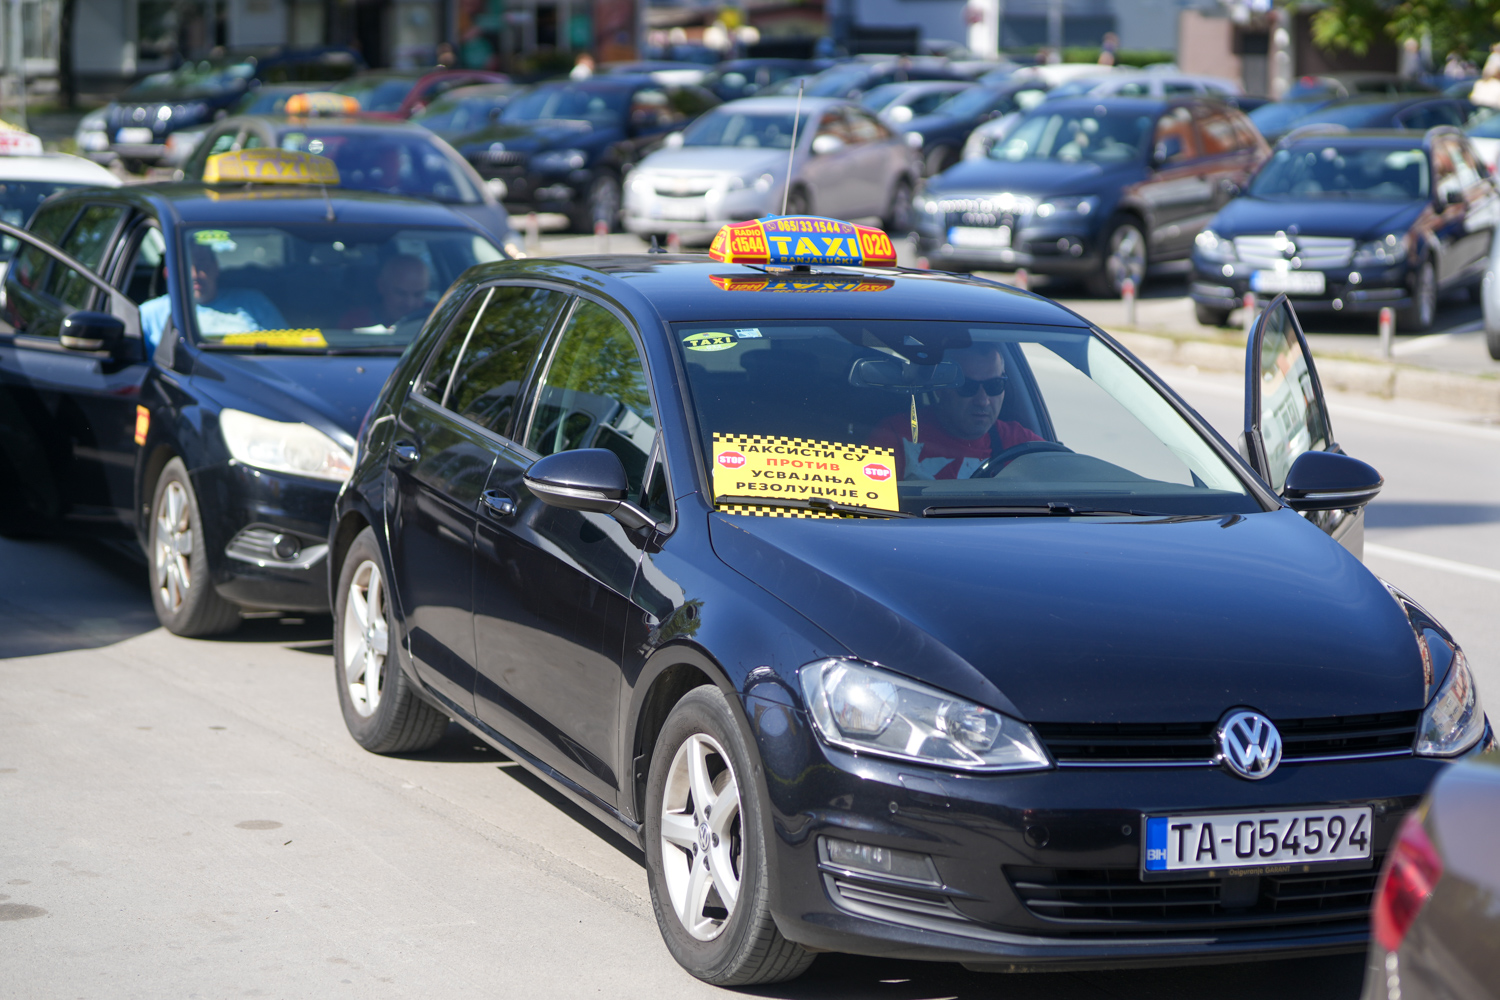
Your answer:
[0,148,505,635]
[327,216,1491,985]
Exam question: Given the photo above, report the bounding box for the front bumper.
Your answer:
[192,462,341,612]
[623,186,771,241]
[745,688,1468,970]
[473,160,587,215]
[915,217,1101,276]
[1189,255,1414,315]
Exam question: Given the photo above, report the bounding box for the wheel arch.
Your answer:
[134,441,178,546]
[329,509,372,601]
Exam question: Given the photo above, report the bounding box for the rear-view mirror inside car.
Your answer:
[849,356,964,392]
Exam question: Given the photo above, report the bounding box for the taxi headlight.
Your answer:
[220,408,353,483]
[800,658,1051,771]
[1195,228,1237,262]
[1352,234,1406,268]
[1415,645,1486,757]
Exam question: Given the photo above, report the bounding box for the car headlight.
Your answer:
[629,172,654,194]
[219,408,353,483]
[1194,228,1237,262]
[1415,639,1486,757]
[799,658,1051,772]
[1035,196,1096,219]
[1352,234,1406,268]
[534,148,587,172]
[754,172,774,193]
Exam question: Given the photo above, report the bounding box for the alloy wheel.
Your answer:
[1105,223,1146,295]
[154,480,193,613]
[342,559,390,718]
[659,732,743,941]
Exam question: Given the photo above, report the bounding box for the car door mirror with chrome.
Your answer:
[60,310,126,354]
[524,448,658,532]
[1281,450,1383,512]
[811,133,844,155]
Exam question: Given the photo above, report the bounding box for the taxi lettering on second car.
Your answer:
[318,213,1491,986]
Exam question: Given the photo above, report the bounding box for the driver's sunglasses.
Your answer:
[955,375,1008,397]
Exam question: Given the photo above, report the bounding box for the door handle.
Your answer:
[392,440,420,465]
[480,489,516,517]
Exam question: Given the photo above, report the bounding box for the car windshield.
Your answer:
[992,107,1150,164]
[1249,145,1429,200]
[1467,108,1500,139]
[272,130,482,204]
[1247,99,1330,135]
[935,86,1014,118]
[859,84,910,113]
[675,320,1256,517]
[175,224,502,352]
[681,110,800,148]
[1288,101,1402,130]
[0,181,92,260]
[412,92,510,135]
[501,86,627,126]
[804,67,872,98]
[332,76,417,113]
[125,59,255,98]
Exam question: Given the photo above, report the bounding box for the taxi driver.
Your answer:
[140,242,287,351]
[869,342,1042,479]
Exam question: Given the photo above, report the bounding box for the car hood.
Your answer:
[709,509,1423,723]
[455,120,613,155]
[635,146,787,176]
[1212,196,1424,240]
[925,157,1140,198]
[192,353,401,444]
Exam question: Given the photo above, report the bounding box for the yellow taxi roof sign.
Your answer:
[204,148,340,186]
[708,216,898,268]
[284,92,360,117]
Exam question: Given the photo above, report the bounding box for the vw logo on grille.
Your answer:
[1217,709,1282,780]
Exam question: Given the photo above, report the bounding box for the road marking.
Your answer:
[1365,543,1500,585]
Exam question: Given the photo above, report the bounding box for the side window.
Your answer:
[525,300,657,503]
[58,204,126,273]
[6,201,77,298]
[1193,108,1240,156]
[444,285,567,437]
[667,85,720,120]
[1116,81,1151,97]
[814,110,851,143]
[243,132,267,149]
[206,130,240,157]
[844,107,889,143]
[1162,81,1199,95]
[641,447,673,522]
[122,227,168,305]
[1152,107,1202,164]
[1229,110,1263,150]
[630,88,681,131]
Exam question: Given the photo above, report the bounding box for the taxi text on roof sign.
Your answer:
[203,148,341,186]
[710,274,894,293]
[708,216,897,268]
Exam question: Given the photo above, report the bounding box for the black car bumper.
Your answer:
[916,221,1101,276]
[748,692,1465,970]
[192,463,341,613]
[1189,256,1414,316]
[472,161,589,215]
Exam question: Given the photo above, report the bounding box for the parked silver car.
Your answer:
[624,96,921,243]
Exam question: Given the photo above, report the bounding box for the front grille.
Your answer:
[649,173,719,198]
[476,149,526,166]
[1035,711,1419,767]
[1235,234,1355,270]
[1007,863,1380,932]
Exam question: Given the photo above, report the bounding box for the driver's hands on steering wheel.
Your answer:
[970,440,1073,478]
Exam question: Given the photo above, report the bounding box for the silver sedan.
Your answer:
[624,96,922,243]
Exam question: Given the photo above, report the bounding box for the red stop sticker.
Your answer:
[718,450,747,469]
[863,462,892,481]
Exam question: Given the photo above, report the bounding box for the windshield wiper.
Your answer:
[714,494,914,519]
[922,502,1171,518]
[198,343,404,356]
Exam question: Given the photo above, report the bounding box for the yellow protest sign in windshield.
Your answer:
[712,432,898,515]
[214,329,328,347]
[204,148,340,186]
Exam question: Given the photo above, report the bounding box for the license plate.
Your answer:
[654,201,705,221]
[1143,806,1372,874]
[1251,269,1325,295]
[949,225,1010,249]
[116,127,155,144]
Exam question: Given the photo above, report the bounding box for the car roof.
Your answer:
[83,182,485,228]
[1035,95,1177,112]
[1279,129,1437,148]
[1320,93,1453,109]
[0,152,121,185]
[497,257,1092,326]
[716,95,846,113]
[238,115,432,135]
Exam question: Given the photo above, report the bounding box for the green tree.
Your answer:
[1307,0,1500,60]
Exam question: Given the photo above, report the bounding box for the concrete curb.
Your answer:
[1110,329,1500,416]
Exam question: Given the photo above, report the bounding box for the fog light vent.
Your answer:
[820,836,939,884]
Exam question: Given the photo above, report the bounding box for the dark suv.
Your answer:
[916,97,1269,296]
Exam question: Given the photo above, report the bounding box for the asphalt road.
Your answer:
[3,366,1496,999]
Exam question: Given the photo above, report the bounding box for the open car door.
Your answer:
[1242,294,1384,558]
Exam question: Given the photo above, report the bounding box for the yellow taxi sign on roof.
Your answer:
[284,92,360,117]
[203,148,340,186]
[708,216,898,268]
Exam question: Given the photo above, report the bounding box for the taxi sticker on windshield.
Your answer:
[215,328,328,348]
[194,229,237,251]
[712,432,898,516]
[682,331,737,352]
[735,328,762,339]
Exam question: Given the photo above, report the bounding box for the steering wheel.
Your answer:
[970,440,1073,478]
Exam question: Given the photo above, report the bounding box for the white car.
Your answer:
[624,96,921,243]
[0,133,121,280]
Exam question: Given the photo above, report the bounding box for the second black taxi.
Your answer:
[328,216,1491,985]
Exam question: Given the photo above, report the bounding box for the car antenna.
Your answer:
[648,234,665,253]
[782,79,804,216]
[320,183,335,222]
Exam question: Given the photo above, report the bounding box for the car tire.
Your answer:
[924,145,954,176]
[334,527,450,754]
[1088,216,1147,298]
[644,685,814,986]
[1399,257,1436,333]
[148,458,241,637]
[574,172,622,233]
[1194,302,1232,327]
[883,179,914,234]
[1483,266,1500,360]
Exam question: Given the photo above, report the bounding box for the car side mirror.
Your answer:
[811,133,844,155]
[524,448,657,532]
[60,310,126,353]
[1280,449,1383,512]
